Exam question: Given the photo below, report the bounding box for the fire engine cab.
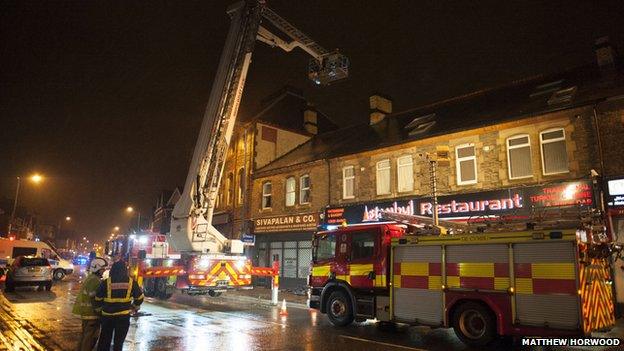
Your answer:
[308,209,617,347]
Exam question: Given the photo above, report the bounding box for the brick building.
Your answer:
[250,54,624,289]
[211,86,337,249]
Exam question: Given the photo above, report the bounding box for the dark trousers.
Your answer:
[96,315,130,351]
[78,319,100,351]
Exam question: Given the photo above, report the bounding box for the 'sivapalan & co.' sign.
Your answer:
[254,213,319,233]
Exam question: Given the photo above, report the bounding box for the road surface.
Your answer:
[0,271,622,351]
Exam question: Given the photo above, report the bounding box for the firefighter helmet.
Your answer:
[89,257,108,274]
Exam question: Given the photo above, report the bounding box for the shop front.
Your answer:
[606,176,624,313]
[252,212,319,289]
[324,180,594,226]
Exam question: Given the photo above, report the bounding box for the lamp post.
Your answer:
[57,216,71,237]
[126,206,141,232]
[7,173,44,237]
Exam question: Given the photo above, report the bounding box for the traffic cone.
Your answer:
[279,298,288,316]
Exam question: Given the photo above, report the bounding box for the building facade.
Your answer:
[249,59,624,289]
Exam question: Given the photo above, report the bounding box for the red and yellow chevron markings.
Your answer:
[140,266,186,278]
[580,258,615,334]
[189,260,252,287]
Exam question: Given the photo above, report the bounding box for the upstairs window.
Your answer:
[342,166,355,199]
[456,144,477,185]
[397,156,414,192]
[262,182,272,209]
[226,173,234,205]
[285,177,296,207]
[540,128,568,175]
[237,168,245,204]
[507,135,533,179]
[376,159,391,195]
[300,175,310,204]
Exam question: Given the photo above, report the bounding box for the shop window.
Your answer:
[262,182,272,209]
[376,159,391,195]
[507,135,532,179]
[300,174,310,204]
[298,241,312,278]
[237,168,245,205]
[456,144,477,185]
[283,241,298,278]
[540,128,568,175]
[314,233,336,261]
[270,242,282,276]
[351,230,376,260]
[285,177,296,207]
[342,166,355,199]
[397,155,414,192]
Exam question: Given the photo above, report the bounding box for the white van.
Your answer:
[0,238,74,280]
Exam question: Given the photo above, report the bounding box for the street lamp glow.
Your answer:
[126,206,134,213]
[114,226,120,231]
[65,216,71,221]
[30,173,43,184]
[83,237,86,240]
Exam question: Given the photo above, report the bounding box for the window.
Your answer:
[376,159,391,195]
[455,144,477,185]
[285,177,296,206]
[507,135,533,179]
[12,247,37,258]
[237,168,245,204]
[540,128,568,175]
[342,166,355,199]
[351,230,376,260]
[314,234,336,261]
[300,175,310,204]
[226,173,234,205]
[397,156,414,192]
[262,182,272,209]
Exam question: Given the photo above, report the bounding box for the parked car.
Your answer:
[4,256,53,292]
[0,238,74,281]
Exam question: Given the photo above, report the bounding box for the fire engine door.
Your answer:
[344,228,379,288]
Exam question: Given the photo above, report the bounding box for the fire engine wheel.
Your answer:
[452,301,496,347]
[326,290,354,327]
[143,278,156,297]
[156,278,172,300]
[208,290,222,298]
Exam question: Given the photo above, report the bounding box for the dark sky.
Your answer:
[1,1,622,241]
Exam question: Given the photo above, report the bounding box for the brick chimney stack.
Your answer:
[595,36,617,71]
[303,104,318,135]
[369,94,393,125]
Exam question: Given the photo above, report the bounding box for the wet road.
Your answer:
[0,271,622,351]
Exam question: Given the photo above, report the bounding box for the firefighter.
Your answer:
[72,257,107,351]
[94,260,143,351]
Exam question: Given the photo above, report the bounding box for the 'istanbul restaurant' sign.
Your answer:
[254,213,319,233]
[325,180,593,225]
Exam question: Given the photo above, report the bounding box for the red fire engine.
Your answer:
[308,208,618,346]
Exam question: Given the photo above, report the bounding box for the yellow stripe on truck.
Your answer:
[458,263,494,278]
[349,264,373,276]
[312,265,330,277]
[400,262,428,276]
[531,263,575,280]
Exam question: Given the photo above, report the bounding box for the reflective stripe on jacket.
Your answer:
[94,277,144,316]
[72,273,102,320]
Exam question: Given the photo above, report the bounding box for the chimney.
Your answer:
[594,36,617,71]
[369,94,393,125]
[303,104,318,135]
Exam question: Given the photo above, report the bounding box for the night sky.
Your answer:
[1,0,622,241]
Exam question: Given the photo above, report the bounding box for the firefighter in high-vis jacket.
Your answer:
[72,257,107,351]
[94,260,143,351]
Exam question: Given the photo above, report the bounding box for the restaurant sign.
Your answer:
[325,180,593,225]
[254,213,319,233]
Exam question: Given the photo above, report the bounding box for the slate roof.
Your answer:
[258,64,624,174]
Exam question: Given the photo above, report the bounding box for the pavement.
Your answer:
[0,271,623,351]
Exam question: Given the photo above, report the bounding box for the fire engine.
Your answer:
[106,0,348,298]
[308,207,618,346]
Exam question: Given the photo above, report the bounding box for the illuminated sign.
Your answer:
[324,180,593,225]
[606,178,624,208]
[254,213,319,233]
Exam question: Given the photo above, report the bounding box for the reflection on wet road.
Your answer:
[0,274,621,350]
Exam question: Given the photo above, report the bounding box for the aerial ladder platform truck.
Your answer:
[106,0,348,299]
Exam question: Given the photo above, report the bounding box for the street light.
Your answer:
[7,173,45,237]
[57,216,71,237]
[125,206,141,232]
[113,226,120,231]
